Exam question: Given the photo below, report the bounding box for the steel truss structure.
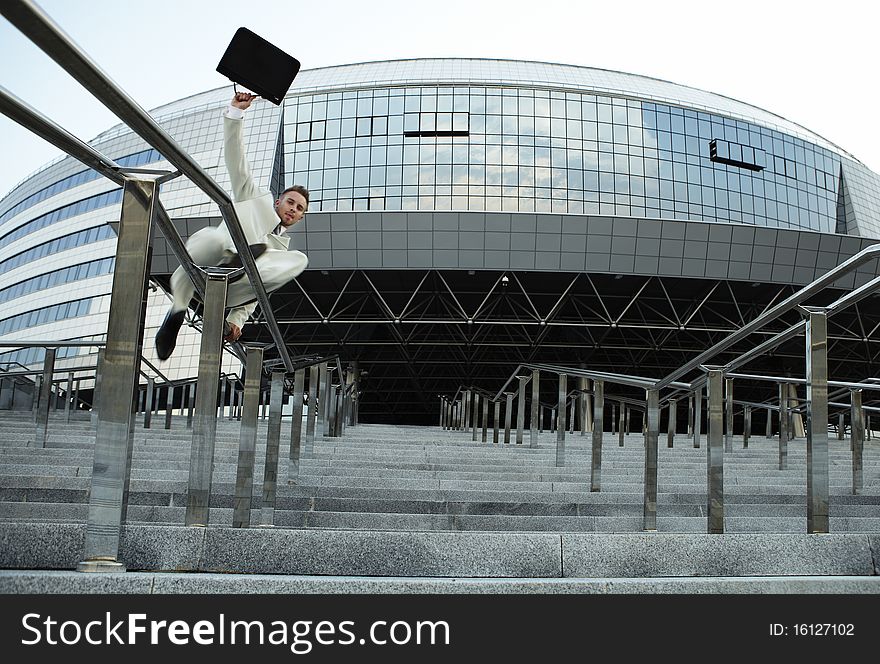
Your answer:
[160,269,880,423]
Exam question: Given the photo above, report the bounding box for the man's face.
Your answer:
[274,191,308,227]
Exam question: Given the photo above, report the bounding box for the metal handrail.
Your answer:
[0,0,294,373]
[654,243,880,390]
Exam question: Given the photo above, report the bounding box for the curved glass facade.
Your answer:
[282,86,847,234]
[1,58,879,393]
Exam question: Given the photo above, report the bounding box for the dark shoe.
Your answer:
[155,310,186,360]
[221,244,268,283]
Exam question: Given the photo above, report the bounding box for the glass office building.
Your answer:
[2,59,879,420]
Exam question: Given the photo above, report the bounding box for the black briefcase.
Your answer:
[216,27,301,105]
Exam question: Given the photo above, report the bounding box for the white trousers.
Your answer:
[169,226,308,312]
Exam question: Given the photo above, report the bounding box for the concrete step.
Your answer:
[2,522,878,578]
[4,569,880,593]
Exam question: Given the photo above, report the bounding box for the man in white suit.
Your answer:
[155,92,309,360]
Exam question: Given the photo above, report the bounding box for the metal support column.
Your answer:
[184,269,229,527]
[289,368,305,484]
[851,389,863,495]
[481,396,489,443]
[837,413,845,440]
[707,367,724,534]
[667,398,677,448]
[259,370,285,526]
[693,387,702,449]
[611,403,617,435]
[590,379,604,491]
[643,389,659,531]
[804,309,829,533]
[556,373,566,467]
[618,401,625,447]
[493,400,500,444]
[232,345,264,528]
[34,348,55,448]
[766,407,772,439]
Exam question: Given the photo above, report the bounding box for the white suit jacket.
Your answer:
[222,110,294,327]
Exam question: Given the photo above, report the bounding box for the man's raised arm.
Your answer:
[223,92,263,202]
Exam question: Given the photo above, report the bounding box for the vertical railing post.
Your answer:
[289,368,305,484]
[578,376,587,436]
[164,384,174,430]
[184,268,229,527]
[778,383,789,470]
[667,398,677,448]
[590,379,604,490]
[306,364,319,453]
[687,395,693,437]
[803,308,829,534]
[143,377,154,429]
[472,392,481,442]
[504,392,513,444]
[643,388,659,531]
[516,376,528,444]
[90,348,104,428]
[318,363,328,436]
[724,377,734,453]
[850,389,863,495]
[186,382,195,429]
[232,345,264,528]
[743,405,751,448]
[218,376,228,419]
[78,175,157,572]
[64,372,74,423]
[259,370,286,526]
[34,347,55,448]
[531,369,540,448]
[706,367,724,534]
[556,373,567,467]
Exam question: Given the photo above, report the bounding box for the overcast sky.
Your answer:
[1,0,878,199]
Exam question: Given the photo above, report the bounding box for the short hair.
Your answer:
[280,184,309,205]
